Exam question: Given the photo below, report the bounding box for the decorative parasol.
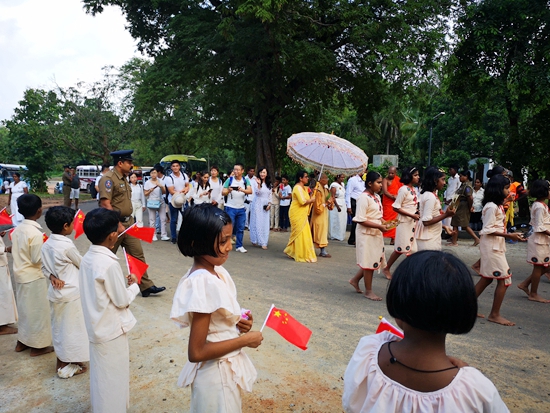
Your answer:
[287,132,369,176]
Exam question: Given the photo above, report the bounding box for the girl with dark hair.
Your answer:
[249,167,272,249]
[171,204,263,411]
[208,166,224,208]
[343,251,509,412]
[129,172,146,227]
[450,170,480,246]
[517,179,550,303]
[383,167,420,279]
[416,167,455,251]
[192,170,212,205]
[475,174,525,326]
[348,171,388,301]
[284,171,317,262]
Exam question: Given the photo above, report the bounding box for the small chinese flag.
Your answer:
[124,251,148,284]
[376,317,404,339]
[264,306,312,350]
[124,224,155,243]
[0,208,12,225]
[8,227,15,240]
[73,209,85,239]
[42,233,49,243]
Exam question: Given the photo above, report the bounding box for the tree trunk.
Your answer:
[255,107,276,179]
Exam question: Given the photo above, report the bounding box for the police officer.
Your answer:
[98,150,165,297]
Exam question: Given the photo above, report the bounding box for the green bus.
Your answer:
[159,155,207,176]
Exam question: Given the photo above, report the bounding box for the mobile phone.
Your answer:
[208,188,213,193]
[263,204,268,210]
[231,186,239,191]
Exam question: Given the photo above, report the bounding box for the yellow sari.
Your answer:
[284,185,317,263]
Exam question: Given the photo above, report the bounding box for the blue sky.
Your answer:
[0,0,140,121]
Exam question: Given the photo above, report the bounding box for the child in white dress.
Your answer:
[171,204,263,412]
[343,251,509,413]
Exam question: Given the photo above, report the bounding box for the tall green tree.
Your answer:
[83,0,457,176]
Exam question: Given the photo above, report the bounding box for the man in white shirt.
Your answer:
[443,165,460,227]
[166,160,190,243]
[222,163,253,252]
[244,166,256,229]
[346,172,366,245]
[94,164,110,201]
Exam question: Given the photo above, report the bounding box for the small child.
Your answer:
[0,230,17,335]
[42,206,89,378]
[517,179,550,303]
[475,174,525,326]
[343,251,509,412]
[79,208,140,412]
[12,194,54,356]
[279,175,292,232]
[348,171,388,301]
[415,167,455,251]
[170,204,263,412]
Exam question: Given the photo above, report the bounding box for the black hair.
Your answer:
[178,204,232,257]
[247,166,255,172]
[17,194,42,218]
[449,164,459,172]
[45,206,75,234]
[529,179,549,199]
[482,174,510,206]
[198,170,211,189]
[387,250,477,335]
[101,164,110,172]
[129,172,138,180]
[281,174,289,181]
[83,208,120,245]
[210,165,219,173]
[170,160,181,166]
[421,166,445,194]
[234,163,244,171]
[365,171,381,188]
[295,170,308,184]
[273,176,281,184]
[399,167,417,185]
[459,170,471,180]
[486,165,505,179]
[13,172,21,179]
[256,166,271,188]
[154,165,164,174]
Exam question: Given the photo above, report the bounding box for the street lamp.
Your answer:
[428,112,445,167]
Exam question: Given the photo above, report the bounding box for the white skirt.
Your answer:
[0,265,17,325]
[51,298,90,362]
[90,334,130,413]
[16,278,52,348]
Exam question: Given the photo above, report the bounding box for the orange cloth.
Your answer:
[382,178,402,239]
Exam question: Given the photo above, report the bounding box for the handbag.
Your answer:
[147,199,161,209]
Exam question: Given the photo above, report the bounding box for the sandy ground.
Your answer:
[1,202,549,413]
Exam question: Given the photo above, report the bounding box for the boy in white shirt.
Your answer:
[79,208,140,412]
[42,206,89,378]
[12,194,54,357]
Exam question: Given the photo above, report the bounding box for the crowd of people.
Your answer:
[1,150,548,413]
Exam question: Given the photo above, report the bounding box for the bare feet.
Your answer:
[363,291,382,301]
[30,346,54,357]
[15,341,29,352]
[487,315,515,326]
[527,294,550,303]
[0,325,18,335]
[382,268,392,280]
[448,243,459,247]
[349,279,363,294]
[443,226,454,235]
[477,313,485,318]
[517,284,530,296]
[261,246,268,250]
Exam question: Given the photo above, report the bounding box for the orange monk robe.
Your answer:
[382,177,403,239]
[310,182,329,248]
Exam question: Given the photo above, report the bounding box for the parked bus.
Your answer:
[159,155,207,176]
[76,165,101,192]
[0,164,28,192]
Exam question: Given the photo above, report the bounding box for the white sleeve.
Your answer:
[103,263,139,309]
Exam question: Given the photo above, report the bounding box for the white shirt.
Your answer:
[472,188,485,213]
[208,177,224,205]
[166,172,189,202]
[11,219,45,284]
[79,245,140,344]
[444,174,460,202]
[346,175,365,208]
[280,184,292,207]
[9,180,27,196]
[193,185,212,205]
[130,183,146,205]
[224,176,251,209]
[95,173,103,200]
[246,175,257,203]
[42,234,82,303]
[144,179,165,202]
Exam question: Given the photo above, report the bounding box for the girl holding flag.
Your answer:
[170,204,263,412]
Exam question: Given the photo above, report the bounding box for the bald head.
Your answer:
[387,166,397,179]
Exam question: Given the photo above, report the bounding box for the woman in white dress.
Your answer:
[249,167,272,249]
[329,174,347,241]
[129,172,146,226]
[8,172,28,226]
[208,166,224,208]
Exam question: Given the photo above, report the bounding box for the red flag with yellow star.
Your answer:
[73,209,85,239]
[0,207,12,226]
[124,249,148,284]
[42,233,49,243]
[122,223,155,243]
[264,306,312,350]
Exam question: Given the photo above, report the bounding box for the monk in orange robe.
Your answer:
[382,166,402,243]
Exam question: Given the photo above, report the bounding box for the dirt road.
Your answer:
[1,202,549,412]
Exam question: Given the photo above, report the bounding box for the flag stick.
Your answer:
[122,247,131,274]
[74,209,80,218]
[260,304,275,332]
[118,222,136,238]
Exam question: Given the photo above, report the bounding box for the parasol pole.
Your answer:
[318,164,324,180]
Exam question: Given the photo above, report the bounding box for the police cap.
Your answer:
[110,150,134,163]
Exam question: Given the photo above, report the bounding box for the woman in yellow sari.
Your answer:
[284,171,317,262]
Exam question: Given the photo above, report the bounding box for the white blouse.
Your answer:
[343,332,509,413]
